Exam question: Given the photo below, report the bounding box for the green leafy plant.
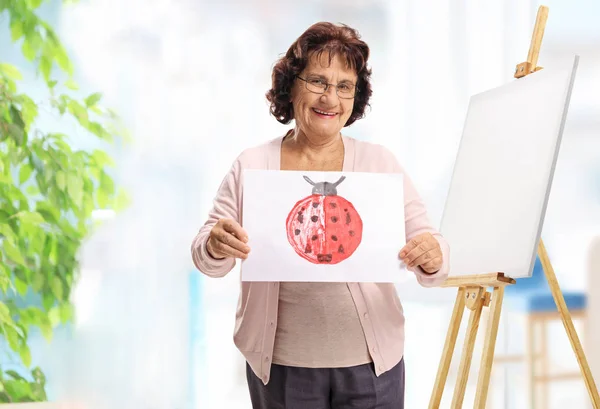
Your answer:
[1,0,128,402]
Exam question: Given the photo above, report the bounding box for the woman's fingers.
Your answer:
[208,219,251,259]
[217,228,251,255]
[420,257,443,273]
[399,233,441,268]
[403,242,432,266]
[221,219,249,243]
[212,238,250,259]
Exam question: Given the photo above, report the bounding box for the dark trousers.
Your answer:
[246,359,405,409]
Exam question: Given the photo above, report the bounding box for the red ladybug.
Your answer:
[286,175,363,264]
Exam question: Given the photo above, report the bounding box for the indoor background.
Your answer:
[1,0,599,408]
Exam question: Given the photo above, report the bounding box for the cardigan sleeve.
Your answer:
[190,157,242,278]
[383,148,450,287]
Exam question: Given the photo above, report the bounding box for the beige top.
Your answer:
[272,282,372,368]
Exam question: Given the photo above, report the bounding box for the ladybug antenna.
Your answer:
[303,176,316,186]
[303,175,346,196]
[333,176,346,187]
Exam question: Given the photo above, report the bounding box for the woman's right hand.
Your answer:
[206,218,251,260]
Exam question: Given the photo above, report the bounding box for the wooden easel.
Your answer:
[428,5,600,409]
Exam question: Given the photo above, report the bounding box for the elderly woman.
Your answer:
[191,22,450,409]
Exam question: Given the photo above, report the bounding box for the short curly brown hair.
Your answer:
[266,22,373,127]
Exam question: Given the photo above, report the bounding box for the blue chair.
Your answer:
[494,255,587,409]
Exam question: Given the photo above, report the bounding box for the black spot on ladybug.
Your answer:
[301,207,305,211]
[329,202,337,209]
[311,235,318,241]
[344,208,348,212]
[338,244,345,253]
[349,230,355,237]
[317,254,332,263]
[331,216,338,223]
[311,215,318,222]
[294,229,300,235]
[297,212,304,223]
[331,235,338,241]
[312,202,319,208]
[305,243,312,253]
[345,212,351,225]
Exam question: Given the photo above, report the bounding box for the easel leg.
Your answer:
[451,290,485,409]
[429,288,467,409]
[473,287,505,409]
[538,240,600,408]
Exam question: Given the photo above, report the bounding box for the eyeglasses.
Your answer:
[296,76,357,99]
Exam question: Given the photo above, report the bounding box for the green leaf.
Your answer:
[55,170,66,190]
[5,371,25,382]
[22,38,37,61]
[4,325,20,352]
[19,95,39,127]
[64,79,79,90]
[40,56,52,82]
[10,105,25,128]
[42,292,54,311]
[54,45,73,76]
[0,272,10,293]
[35,202,58,224]
[92,149,114,167]
[14,277,28,297]
[0,301,10,323]
[68,100,89,127]
[19,343,32,368]
[39,320,52,342]
[10,20,24,41]
[19,164,33,184]
[0,224,16,244]
[67,173,83,205]
[32,367,46,386]
[86,121,110,139]
[48,306,60,327]
[60,303,74,323]
[18,211,45,226]
[51,276,63,300]
[4,239,25,266]
[4,379,31,401]
[85,92,102,107]
[30,268,44,292]
[0,63,23,80]
[26,0,43,9]
[100,171,114,192]
[7,123,24,144]
[90,105,103,115]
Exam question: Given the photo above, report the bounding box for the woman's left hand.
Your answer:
[399,232,443,274]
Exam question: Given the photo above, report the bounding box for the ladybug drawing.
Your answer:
[286,175,363,264]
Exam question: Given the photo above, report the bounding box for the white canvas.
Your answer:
[441,56,579,278]
[241,169,408,282]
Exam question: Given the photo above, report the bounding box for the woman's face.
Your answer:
[290,52,357,142]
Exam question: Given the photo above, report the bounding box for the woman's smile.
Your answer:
[311,107,338,118]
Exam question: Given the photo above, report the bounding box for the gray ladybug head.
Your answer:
[303,175,346,196]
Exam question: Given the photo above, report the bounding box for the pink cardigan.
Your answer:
[191,134,450,385]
